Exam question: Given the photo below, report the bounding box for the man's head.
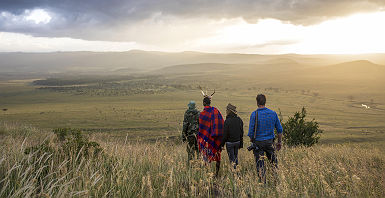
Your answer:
[226,103,237,116]
[256,94,266,107]
[203,97,211,106]
[188,101,196,109]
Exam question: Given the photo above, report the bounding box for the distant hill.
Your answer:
[154,63,235,75]
[0,51,269,74]
[267,60,385,95]
[1,51,385,76]
[155,59,303,77]
[298,60,385,80]
[265,58,298,65]
[313,60,384,73]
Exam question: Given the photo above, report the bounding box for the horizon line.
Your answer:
[1,49,385,56]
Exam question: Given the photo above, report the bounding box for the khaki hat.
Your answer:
[226,103,237,114]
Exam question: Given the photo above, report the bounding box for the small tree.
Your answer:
[282,107,322,147]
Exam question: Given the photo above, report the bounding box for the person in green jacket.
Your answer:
[182,101,200,162]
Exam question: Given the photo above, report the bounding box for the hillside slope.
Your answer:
[1,51,385,75]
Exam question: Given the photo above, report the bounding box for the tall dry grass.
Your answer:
[0,122,384,197]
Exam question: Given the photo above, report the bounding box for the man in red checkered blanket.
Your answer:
[197,96,224,177]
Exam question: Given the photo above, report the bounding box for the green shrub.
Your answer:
[25,128,103,159]
[282,107,323,147]
[53,128,103,158]
[5,128,109,197]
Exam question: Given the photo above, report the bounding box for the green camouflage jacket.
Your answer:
[182,108,200,140]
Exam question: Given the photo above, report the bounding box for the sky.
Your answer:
[0,0,385,54]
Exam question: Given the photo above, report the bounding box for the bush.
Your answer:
[282,107,322,147]
[25,128,103,159]
[0,128,115,197]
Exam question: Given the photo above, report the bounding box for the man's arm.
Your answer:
[276,133,282,151]
[277,133,282,144]
[182,112,189,141]
[275,113,283,151]
[220,120,229,148]
[240,118,244,148]
[247,111,255,142]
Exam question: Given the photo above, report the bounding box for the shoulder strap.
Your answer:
[253,110,258,141]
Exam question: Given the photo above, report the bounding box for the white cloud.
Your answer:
[0,9,52,27]
[25,9,52,24]
[0,32,157,52]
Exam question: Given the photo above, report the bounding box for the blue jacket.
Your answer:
[248,107,283,141]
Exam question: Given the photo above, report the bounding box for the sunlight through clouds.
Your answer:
[290,12,385,54]
[1,9,385,54]
[188,11,385,54]
[188,18,305,53]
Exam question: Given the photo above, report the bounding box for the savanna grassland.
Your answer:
[1,51,385,197]
[1,123,384,197]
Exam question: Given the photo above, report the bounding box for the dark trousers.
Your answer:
[252,139,277,183]
[226,141,240,169]
[186,136,198,161]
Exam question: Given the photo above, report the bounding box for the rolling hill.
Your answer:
[1,51,385,76]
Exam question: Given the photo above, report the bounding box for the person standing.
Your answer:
[220,103,244,169]
[197,94,224,177]
[248,94,283,183]
[182,101,200,162]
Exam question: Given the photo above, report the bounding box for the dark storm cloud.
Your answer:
[1,0,385,41]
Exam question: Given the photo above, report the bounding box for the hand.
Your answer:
[276,142,282,151]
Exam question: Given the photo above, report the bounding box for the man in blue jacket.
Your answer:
[248,94,283,183]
